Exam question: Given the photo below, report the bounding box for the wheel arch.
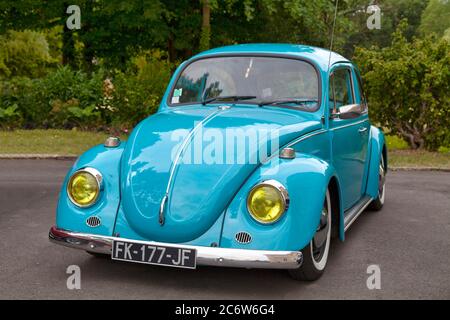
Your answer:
[366,126,387,198]
[382,142,388,173]
[220,152,341,251]
[56,143,126,237]
[327,175,345,241]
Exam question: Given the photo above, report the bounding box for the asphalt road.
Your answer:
[0,159,449,300]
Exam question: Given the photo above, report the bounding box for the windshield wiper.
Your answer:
[202,95,257,105]
[258,99,318,107]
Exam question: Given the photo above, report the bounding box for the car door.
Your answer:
[329,65,370,210]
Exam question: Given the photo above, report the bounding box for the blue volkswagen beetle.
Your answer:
[49,44,387,281]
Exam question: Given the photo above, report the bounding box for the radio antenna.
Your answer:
[327,0,339,75]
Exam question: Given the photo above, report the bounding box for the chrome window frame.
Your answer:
[329,66,356,112]
[166,53,323,113]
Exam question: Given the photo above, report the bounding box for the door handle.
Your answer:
[358,127,368,134]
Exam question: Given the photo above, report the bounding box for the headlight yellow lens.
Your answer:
[247,184,286,223]
[68,171,99,207]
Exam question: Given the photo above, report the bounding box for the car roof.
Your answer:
[191,43,350,71]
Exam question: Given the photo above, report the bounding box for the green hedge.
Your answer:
[0,51,173,130]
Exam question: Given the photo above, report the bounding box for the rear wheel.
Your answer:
[289,190,331,281]
[369,155,386,211]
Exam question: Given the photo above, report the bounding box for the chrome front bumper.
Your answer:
[49,226,302,270]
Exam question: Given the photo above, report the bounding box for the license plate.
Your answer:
[111,240,197,269]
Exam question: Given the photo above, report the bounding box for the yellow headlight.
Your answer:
[67,169,101,207]
[247,181,288,224]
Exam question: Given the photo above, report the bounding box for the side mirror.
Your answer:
[334,104,362,120]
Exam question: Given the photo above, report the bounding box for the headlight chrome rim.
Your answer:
[246,179,289,224]
[67,167,103,208]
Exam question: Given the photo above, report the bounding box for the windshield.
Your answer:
[169,56,320,111]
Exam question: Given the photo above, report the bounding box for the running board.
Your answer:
[344,196,373,232]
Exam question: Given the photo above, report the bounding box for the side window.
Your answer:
[355,72,368,112]
[329,68,354,110]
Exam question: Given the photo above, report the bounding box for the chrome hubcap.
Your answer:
[312,199,330,262]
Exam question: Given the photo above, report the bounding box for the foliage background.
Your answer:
[0,0,449,150]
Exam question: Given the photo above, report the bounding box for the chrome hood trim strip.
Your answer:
[159,107,228,225]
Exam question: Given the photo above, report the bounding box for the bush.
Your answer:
[354,21,450,150]
[0,30,56,78]
[0,104,21,129]
[0,67,105,129]
[42,67,105,128]
[0,50,173,130]
[109,50,173,128]
[0,77,37,126]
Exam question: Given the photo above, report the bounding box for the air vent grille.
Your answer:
[235,231,252,244]
[86,216,101,228]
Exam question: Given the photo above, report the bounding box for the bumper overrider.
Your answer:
[49,226,303,269]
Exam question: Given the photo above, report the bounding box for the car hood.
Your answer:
[120,106,321,242]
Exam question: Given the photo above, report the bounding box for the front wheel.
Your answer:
[288,190,332,281]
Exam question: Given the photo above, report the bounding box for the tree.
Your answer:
[0,30,55,78]
[159,0,202,62]
[209,0,355,53]
[354,21,450,150]
[0,0,78,68]
[344,0,429,57]
[0,0,166,69]
[199,0,211,51]
[75,0,165,69]
[444,28,450,41]
[419,0,450,37]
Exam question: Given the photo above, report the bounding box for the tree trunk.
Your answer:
[397,125,425,150]
[62,3,76,68]
[168,34,176,63]
[199,0,211,51]
[82,0,94,73]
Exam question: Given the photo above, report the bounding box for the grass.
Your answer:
[385,135,450,169]
[0,130,449,169]
[385,135,409,150]
[388,150,450,169]
[0,129,125,155]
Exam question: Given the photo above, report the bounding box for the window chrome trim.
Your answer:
[330,119,368,131]
[285,129,327,148]
[67,167,103,208]
[166,53,322,113]
[329,65,356,116]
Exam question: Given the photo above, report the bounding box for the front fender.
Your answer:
[220,153,338,251]
[55,142,126,237]
[366,126,386,198]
